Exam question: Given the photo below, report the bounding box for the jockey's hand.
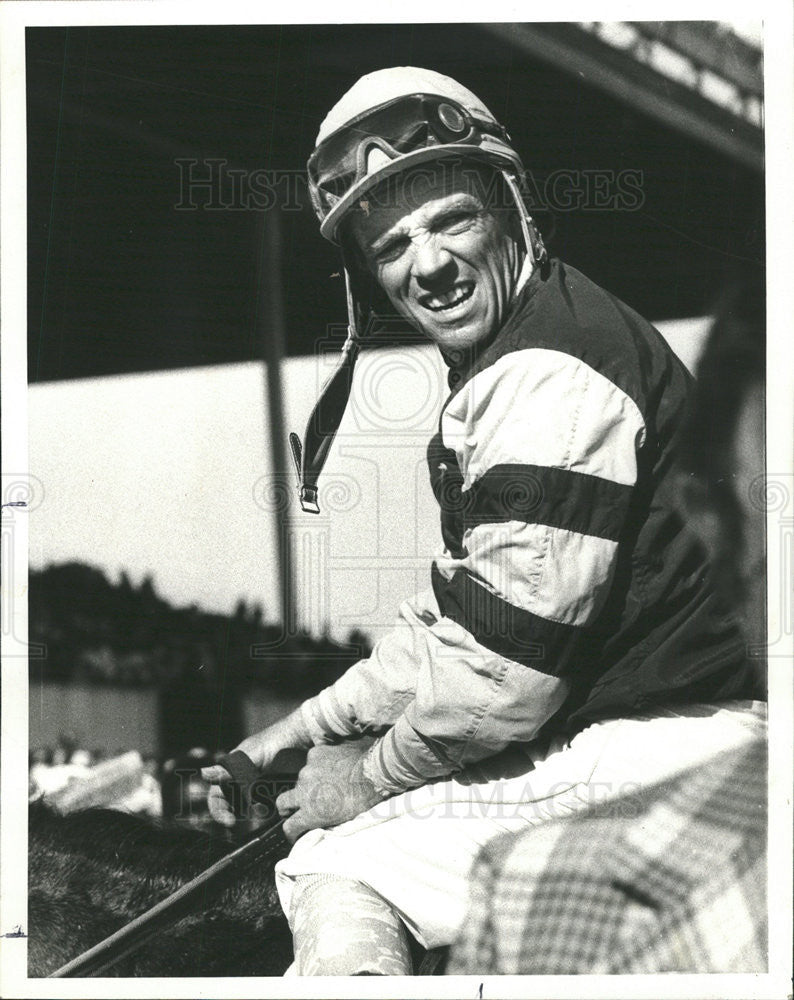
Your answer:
[275,738,384,843]
[202,708,313,827]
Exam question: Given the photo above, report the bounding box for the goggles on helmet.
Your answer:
[308,94,514,238]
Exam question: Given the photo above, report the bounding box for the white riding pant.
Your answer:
[275,700,766,949]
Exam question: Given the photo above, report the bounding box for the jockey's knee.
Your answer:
[290,874,412,976]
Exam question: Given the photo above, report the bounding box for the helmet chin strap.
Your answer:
[288,268,361,513]
[289,169,546,515]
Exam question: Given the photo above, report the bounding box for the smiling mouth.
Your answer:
[421,283,475,312]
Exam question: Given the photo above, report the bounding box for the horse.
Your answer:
[27,801,294,977]
[28,801,442,977]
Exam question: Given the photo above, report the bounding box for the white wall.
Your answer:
[28,317,710,644]
[29,683,159,756]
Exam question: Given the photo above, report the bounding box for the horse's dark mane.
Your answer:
[31,801,241,880]
[28,803,292,977]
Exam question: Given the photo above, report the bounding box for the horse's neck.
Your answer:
[28,804,292,977]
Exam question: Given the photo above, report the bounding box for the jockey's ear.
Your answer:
[339,229,395,322]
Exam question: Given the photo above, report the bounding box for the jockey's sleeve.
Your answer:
[298,592,438,745]
[303,347,647,793]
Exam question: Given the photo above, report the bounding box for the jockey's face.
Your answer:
[349,163,524,353]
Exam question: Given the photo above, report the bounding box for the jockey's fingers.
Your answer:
[275,788,299,816]
[207,783,236,826]
[201,764,231,784]
[282,811,307,844]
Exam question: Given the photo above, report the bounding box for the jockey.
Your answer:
[204,67,764,975]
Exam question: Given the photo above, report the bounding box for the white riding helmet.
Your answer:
[308,66,527,243]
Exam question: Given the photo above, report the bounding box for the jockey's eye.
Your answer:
[433,209,478,235]
[374,236,410,265]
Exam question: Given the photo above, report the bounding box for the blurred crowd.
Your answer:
[29,737,162,817]
[29,733,299,832]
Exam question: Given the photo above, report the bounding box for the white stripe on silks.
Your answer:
[441,348,646,489]
[436,520,619,627]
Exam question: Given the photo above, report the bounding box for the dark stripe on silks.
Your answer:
[426,433,469,559]
[431,563,581,676]
[464,464,633,542]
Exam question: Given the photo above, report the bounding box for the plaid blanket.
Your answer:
[448,737,767,974]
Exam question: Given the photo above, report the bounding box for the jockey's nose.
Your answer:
[412,235,455,289]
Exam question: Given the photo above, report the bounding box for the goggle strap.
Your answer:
[502,170,537,270]
[344,264,359,335]
[501,170,541,268]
